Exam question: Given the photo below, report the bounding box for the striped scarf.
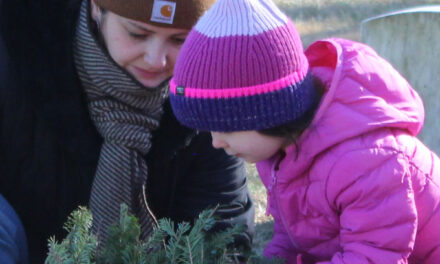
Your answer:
[73,0,168,243]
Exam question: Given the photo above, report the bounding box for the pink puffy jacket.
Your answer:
[258,38,440,264]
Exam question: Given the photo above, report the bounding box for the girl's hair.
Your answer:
[259,75,326,144]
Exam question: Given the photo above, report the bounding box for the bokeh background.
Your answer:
[249,0,440,256]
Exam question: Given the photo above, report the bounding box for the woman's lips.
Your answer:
[132,66,164,79]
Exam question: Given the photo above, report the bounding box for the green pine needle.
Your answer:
[45,204,283,264]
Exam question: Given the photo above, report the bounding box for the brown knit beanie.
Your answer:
[94,0,216,29]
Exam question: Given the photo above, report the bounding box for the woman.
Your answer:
[0,0,254,262]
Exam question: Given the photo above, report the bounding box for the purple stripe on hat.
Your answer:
[173,20,306,89]
[170,72,318,132]
[170,63,308,98]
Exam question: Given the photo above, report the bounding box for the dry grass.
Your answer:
[249,0,440,257]
[247,163,275,255]
[278,0,440,46]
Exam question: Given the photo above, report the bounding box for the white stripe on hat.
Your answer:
[195,0,288,37]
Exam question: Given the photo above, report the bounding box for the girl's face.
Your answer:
[211,131,290,163]
[92,3,189,88]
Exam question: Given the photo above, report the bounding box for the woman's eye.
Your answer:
[128,31,147,39]
[171,37,186,45]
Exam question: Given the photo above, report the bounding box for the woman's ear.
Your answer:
[90,0,102,23]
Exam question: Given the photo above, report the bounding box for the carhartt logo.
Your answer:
[151,0,176,25]
[160,5,173,18]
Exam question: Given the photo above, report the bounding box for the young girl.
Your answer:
[169,0,440,263]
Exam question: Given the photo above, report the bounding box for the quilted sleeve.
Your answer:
[264,216,299,263]
[320,148,417,264]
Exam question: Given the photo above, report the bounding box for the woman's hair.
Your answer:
[259,76,326,144]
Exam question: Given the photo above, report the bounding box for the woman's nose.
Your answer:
[143,41,167,69]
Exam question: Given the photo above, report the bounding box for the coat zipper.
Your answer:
[266,152,284,216]
[267,154,300,250]
[266,168,278,216]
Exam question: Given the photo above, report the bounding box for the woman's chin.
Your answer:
[137,78,168,89]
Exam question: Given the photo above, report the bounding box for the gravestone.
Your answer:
[361,6,440,155]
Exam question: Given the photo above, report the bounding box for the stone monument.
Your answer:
[361,6,440,154]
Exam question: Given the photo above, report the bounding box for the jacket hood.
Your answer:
[301,38,423,157]
[258,38,424,182]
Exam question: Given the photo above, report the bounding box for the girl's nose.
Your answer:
[211,132,227,149]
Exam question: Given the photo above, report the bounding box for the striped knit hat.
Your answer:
[170,0,318,132]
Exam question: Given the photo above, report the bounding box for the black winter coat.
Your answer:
[0,1,254,262]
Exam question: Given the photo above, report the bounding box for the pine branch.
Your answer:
[46,237,70,264]
[185,237,194,264]
[99,204,142,264]
[46,203,283,264]
[45,207,97,264]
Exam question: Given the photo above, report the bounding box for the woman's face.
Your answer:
[92,4,189,88]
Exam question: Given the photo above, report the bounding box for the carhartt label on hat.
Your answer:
[150,0,177,25]
[176,86,185,96]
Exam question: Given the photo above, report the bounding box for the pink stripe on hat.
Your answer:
[170,61,308,99]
